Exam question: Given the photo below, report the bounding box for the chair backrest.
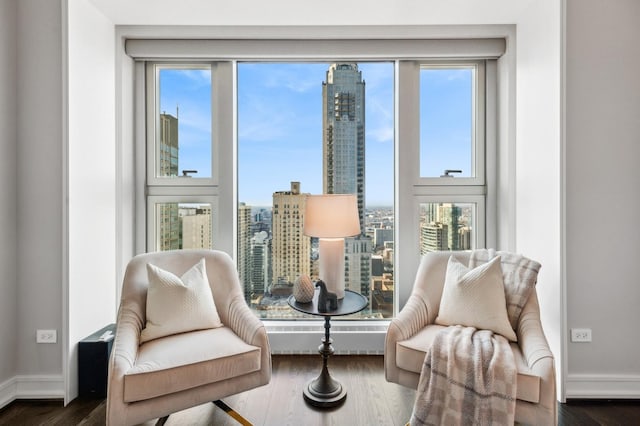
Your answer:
[411,251,471,324]
[411,251,542,331]
[120,249,244,326]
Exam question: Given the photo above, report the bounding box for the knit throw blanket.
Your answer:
[410,326,516,426]
[410,250,541,425]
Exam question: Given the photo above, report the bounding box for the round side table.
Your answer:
[288,289,368,408]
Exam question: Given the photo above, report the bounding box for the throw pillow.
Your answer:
[435,255,517,342]
[141,258,222,343]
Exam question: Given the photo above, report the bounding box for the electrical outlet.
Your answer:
[570,328,592,342]
[36,329,57,344]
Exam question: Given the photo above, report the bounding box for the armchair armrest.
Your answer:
[517,291,553,370]
[516,289,557,424]
[107,303,143,425]
[388,294,431,342]
[225,295,272,382]
[226,295,268,347]
[385,293,430,385]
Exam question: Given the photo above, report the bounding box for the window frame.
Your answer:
[145,62,218,187]
[417,61,485,186]
[140,61,234,252]
[134,41,499,321]
[413,60,489,256]
[396,58,496,310]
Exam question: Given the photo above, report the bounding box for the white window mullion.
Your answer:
[213,61,235,256]
[396,60,421,308]
[135,61,147,253]
[485,59,498,249]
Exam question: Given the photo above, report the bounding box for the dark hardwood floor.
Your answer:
[1,355,639,425]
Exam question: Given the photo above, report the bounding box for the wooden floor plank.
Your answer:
[2,356,640,425]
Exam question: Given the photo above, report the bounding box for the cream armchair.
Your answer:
[107,249,271,426]
[385,251,556,425]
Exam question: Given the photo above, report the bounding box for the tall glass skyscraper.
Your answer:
[322,63,366,232]
[158,113,180,250]
[322,64,372,298]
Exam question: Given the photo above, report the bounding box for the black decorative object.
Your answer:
[315,280,338,312]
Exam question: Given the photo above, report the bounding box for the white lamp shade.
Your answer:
[304,194,360,238]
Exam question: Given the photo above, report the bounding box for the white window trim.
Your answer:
[396,58,497,313]
[118,26,513,354]
[145,62,217,188]
[415,61,486,186]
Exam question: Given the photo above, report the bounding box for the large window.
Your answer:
[416,63,486,253]
[237,62,394,319]
[145,64,217,251]
[135,39,500,321]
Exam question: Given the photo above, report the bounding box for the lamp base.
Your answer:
[318,238,345,299]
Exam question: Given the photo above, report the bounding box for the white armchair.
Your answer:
[106,249,271,426]
[385,251,556,425]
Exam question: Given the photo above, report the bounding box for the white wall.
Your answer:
[565,0,640,398]
[16,0,64,390]
[0,0,18,396]
[65,0,117,402]
[512,0,564,399]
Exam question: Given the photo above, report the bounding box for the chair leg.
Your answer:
[212,400,253,426]
[156,415,170,426]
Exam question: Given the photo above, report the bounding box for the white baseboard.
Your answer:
[0,375,65,409]
[565,374,640,399]
[0,376,17,409]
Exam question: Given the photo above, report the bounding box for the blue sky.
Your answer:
[159,68,212,177]
[159,63,471,207]
[420,68,473,177]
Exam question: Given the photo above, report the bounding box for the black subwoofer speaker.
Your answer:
[78,323,116,398]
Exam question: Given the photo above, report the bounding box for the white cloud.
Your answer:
[245,63,325,93]
[368,126,394,143]
[174,69,211,87]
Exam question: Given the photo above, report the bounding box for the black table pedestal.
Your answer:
[287,289,368,409]
[303,316,346,407]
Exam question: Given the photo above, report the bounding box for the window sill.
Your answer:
[264,320,390,355]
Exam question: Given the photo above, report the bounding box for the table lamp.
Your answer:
[303,194,360,299]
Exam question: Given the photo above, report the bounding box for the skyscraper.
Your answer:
[419,203,471,253]
[271,182,311,288]
[440,203,462,251]
[238,202,252,301]
[158,113,180,250]
[159,113,179,177]
[250,231,271,297]
[420,222,449,254]
[322,64,372,298]
[181,206,212,249]
[322,63,366,231]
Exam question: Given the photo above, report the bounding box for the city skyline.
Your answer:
[159,62,472,207]
[238,62,394,207]
[150,62,474,319]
